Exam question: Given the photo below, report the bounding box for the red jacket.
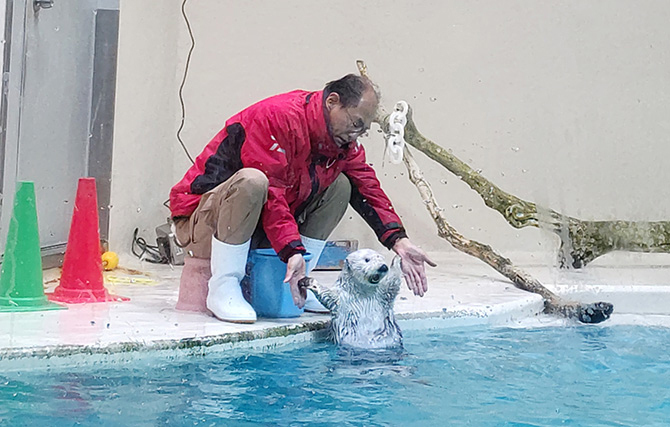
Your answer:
[170,90,407,262]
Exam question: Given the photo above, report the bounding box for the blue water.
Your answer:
[1,325,669,426]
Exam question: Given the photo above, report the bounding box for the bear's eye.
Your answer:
[365,258,370,262]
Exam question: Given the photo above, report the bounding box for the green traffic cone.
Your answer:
[0,181,66,312]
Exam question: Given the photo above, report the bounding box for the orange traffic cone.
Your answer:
[48,178,128,303]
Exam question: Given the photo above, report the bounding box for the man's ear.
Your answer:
[325,92,340,110]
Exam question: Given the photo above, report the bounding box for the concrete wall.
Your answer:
[0,1,5,80]
[111,0,670,266]
[109,1,181,251]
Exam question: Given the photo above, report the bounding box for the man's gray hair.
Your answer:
[324,74,380,107]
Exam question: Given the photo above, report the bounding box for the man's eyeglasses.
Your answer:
[344,109,369,133]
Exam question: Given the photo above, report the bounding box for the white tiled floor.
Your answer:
[1,250,669,364]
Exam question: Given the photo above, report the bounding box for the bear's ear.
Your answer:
[344,258,351,272]
[391,255,402,270]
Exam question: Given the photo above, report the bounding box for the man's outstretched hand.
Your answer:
[284,253,307,308]
[392,238,437,297]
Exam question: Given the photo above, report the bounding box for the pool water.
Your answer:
[1,324,669,426]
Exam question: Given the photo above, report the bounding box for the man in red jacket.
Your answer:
[170,74,435,323]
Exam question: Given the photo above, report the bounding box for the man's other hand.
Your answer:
[284,253,307,308]
[392,238,437,297]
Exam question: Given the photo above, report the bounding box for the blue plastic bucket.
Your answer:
[247,248,312,318]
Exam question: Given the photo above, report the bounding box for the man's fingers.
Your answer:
[412,269,424,297]
[411,276,418,296]
[414,262,429,294]
[283,265,293,283]
[403,273,414,293]
[424,255,437,268]
[405,267,423,297]
[290,282,305,308]
[420,269,428,294]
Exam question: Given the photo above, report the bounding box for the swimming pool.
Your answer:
[1,323,668,426]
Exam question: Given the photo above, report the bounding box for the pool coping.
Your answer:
[3,250,670,368]
[0,293,544,367]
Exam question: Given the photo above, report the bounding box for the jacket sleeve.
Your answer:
[342,144,408,249]
[239,115,306,262]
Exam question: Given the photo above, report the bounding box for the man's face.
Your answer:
[325,88,378,147]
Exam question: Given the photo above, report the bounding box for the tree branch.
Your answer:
[357,60,613,322]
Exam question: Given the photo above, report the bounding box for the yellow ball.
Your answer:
[101,251,119,271]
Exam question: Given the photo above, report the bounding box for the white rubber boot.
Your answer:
[207,237,257,323]
[301,235,330,313]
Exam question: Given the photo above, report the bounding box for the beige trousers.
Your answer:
[174,168,351,259]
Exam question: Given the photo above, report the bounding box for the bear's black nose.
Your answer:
[378,264,388,273]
